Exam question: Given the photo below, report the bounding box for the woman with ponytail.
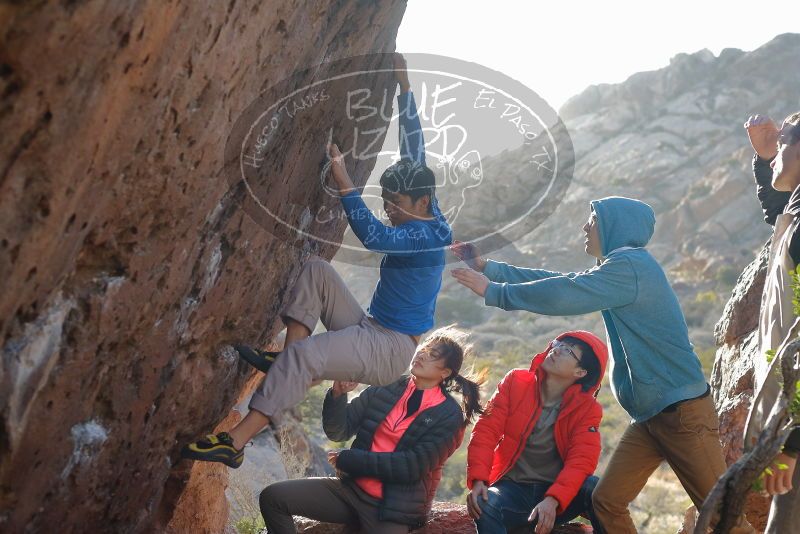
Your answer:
[258,326,485,533]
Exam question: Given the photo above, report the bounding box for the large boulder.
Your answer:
[0,1,406,532]
[707,242,772,531]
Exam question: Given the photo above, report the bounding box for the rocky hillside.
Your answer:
[0,2,406,532]
[552,37,800,287]
[470,33,800,275]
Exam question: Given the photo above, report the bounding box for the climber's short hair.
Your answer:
[781,112,800,147]
[380,159,436,211]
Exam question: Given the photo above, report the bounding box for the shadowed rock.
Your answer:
[0,1,406,532]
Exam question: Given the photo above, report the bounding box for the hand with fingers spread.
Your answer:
[763,451,797,496]
[744,114,779,160]
[452,267,489,297]
[466,480,489,519]
[528,496,558,534]
[394,53,410,94]
[327,143,356,194]
[331,380,359,399]
[450,240,486,272]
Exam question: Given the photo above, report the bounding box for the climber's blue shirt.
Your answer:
[340,91,451,335]
[483,197,707,422]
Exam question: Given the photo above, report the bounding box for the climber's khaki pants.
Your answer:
[249,257,416,421]
[592,394,755,533]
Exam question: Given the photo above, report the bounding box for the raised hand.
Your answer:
[327,143,355,194]
[331,380,359,398]
[394,53,410,93]
[466,480,489,519]
[451,240,486,272]
[744,114,779,160]
[452,267,489,297]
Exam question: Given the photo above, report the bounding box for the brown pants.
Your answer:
[249,258,416,421]
[592,394,754,534]
[259,477,409,534]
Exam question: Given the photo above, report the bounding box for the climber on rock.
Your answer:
[466,331,607,534]
[450,198,755,533]
[181,53,453,469]
[742,112,800,532]
[259,327,484,534]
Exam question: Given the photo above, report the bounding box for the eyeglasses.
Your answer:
[550,340,581,365]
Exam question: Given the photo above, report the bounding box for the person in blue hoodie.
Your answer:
[451,198,753,533]
[181,54,452,469]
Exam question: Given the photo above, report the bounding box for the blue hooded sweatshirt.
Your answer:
[483,196,707,422]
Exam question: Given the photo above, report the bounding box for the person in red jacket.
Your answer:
[466,331,608,534]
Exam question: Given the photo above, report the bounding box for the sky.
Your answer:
[396,0,800,110]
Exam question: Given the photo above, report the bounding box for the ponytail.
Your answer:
[446,369,488,425]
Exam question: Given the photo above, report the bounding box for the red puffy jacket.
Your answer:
[466,330,608,513]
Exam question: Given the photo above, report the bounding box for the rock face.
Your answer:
[709,243,771,531]
[0,1,406,532]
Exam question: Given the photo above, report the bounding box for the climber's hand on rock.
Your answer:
[327,143,356,194]
[452,267,489,297]
[394,53,410,93]
[467,480,489,519]
[744,114,779,160]
[764,451,797,495]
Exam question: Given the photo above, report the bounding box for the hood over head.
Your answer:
[590,196,655,257]
[529,330,608,395]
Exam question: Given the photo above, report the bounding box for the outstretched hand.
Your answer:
[452,267,489,297]
[744,114,779,160]
[451,240,486,272]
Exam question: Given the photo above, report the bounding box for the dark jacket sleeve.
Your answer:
[753,154,790,226]
[785,427,800,455]
[789,225,800,266]
[335,403,465,483]
[322,386,377,442]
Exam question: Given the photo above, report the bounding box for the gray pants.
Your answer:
[249,257,416,419]
[259,477,409,534]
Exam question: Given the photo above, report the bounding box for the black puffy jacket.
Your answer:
[322,377,465,527]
